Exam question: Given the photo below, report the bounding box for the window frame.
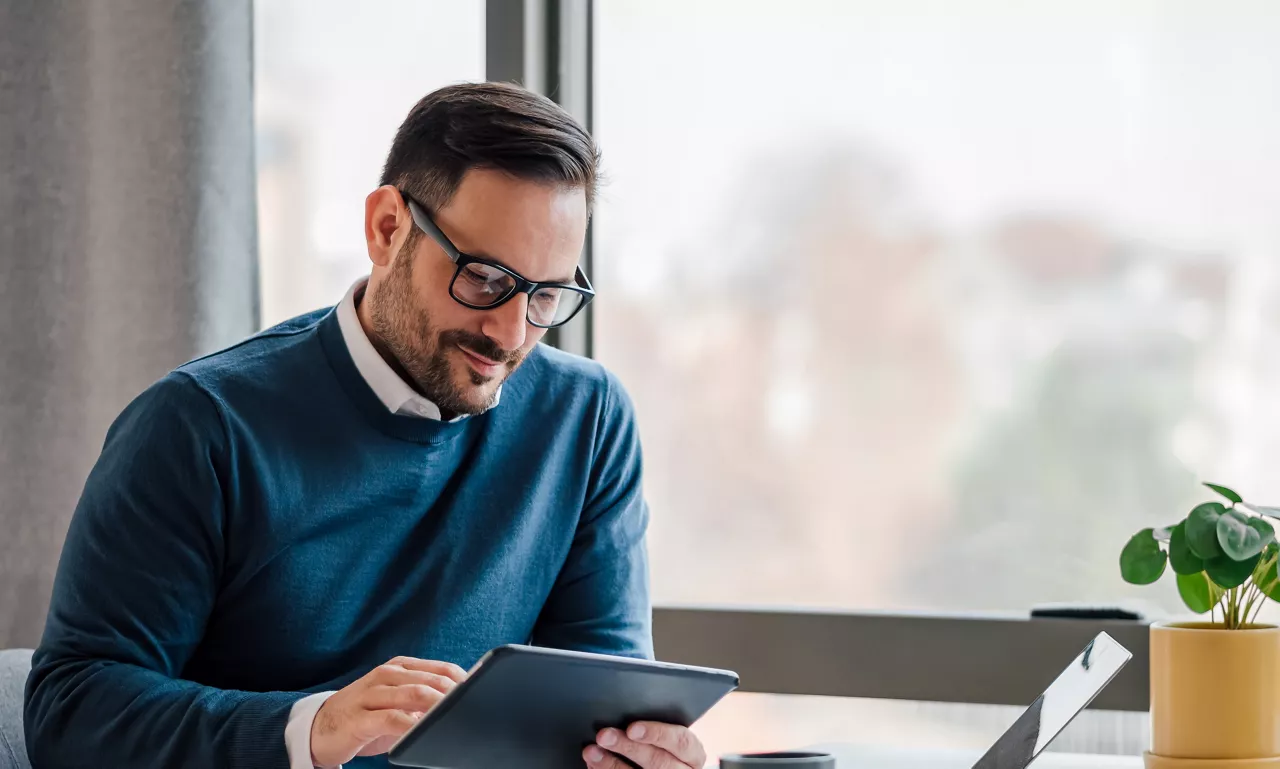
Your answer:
[484,0,1150,713]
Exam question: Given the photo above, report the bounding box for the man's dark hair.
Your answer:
[379,82,600,221]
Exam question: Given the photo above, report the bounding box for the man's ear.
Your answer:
[365,185,408,268]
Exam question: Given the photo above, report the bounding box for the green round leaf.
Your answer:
[1186,503,1226,560]
[1168,522,1207,575]
[1252,543,1277,579]
[1120,529,1168,585]
[1218,509,1269,560]
[1255,566,1280,602]
[1250,516,1277,547]
[1205,482,1244,505]
[1206,551,1262,589]
[1254,555,1280,603]
[1176,571,1218,614]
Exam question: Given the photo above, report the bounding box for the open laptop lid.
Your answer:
[972,632,1133,769]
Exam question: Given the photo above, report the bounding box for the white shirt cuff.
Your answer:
[286,690,339,769]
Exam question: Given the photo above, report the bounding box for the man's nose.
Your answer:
[479,293,528,353]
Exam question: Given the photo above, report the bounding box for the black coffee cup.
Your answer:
[719,751,836,768]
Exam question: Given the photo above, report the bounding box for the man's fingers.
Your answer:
[595,728,688,769]
[625,723,706,768]
[584,744,636,769]
[371,666,462,692]
[360,708,420,740]
[361,683,449,713]
[387,656,469,684]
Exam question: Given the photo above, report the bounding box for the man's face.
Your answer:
[363,169,588,416]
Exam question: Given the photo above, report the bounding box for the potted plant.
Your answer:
[1121,482,1280,768]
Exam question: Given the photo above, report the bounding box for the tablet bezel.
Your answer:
[387,644,739,766]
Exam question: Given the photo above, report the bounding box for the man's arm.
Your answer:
[532,372,652,659]
[24,373,305,768]
[532,374,711,768]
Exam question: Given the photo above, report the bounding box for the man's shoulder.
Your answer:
[173,307,333,404]
[520,343,627,401]
[525,342,606,379]
[513,343,636,424]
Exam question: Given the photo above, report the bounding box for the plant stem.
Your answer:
[1251,595,1267,625]
[1242,589,1258,628]
[1249,551,1279,627]
[1229,587,1240,629]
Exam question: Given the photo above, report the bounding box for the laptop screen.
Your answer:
[972,631,1133,769]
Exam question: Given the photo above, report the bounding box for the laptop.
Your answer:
[803,632,1134,769]
[971,631,1133,768]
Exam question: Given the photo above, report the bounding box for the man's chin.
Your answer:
[446,366,502,414]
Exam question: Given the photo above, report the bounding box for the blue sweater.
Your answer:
[24,307,651,768]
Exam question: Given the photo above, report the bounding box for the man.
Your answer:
[24,82,706,769]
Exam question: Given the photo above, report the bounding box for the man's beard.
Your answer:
[367,242,524,416]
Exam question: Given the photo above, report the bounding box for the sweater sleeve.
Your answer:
[531,373,654,660]
[24,373,307,769]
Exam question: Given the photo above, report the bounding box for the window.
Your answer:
[592,0,1280,616]
[247,1,1280,757]
[254,0,485,326]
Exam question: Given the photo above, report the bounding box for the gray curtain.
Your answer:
[0,0,258,649]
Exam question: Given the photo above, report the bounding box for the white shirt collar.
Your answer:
[336,277,499,421]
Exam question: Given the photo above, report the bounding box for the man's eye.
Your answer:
[462,267,490,285]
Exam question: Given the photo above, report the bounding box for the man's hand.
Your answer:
[310,656,468,768]
[584,722,707,769]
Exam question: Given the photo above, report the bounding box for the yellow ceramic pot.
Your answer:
[1144,622,1280,769]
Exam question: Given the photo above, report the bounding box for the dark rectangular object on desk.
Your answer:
[388,645,739,769]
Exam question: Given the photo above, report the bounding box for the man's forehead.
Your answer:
[436,173,587,283]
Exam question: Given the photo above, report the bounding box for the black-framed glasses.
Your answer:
[400,190,594,329]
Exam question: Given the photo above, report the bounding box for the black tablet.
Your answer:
[387,645,740,769]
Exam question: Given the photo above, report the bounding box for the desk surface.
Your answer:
[715,744,1143,768]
